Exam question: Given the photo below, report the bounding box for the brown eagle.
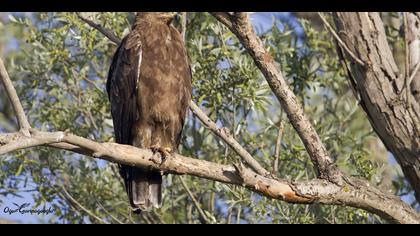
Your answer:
[106,12,192,213]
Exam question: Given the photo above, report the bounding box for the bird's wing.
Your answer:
[106,31,142,145]
[174,52,193,147]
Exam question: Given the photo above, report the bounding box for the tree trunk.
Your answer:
[333,12,420,202]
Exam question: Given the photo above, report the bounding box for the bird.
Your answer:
[106,12,192,213]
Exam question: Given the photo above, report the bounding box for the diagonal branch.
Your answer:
[407,61,420,90]
[317,12,365,66]
[210,12,343,184]
[179,176,210,224]
[0,58,31,136]
[189,101,269,176]
[59,186,109,224]
[76,13,121,45]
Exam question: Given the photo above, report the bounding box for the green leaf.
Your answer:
[15,163,24,176]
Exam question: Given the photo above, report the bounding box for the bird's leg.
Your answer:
[150,145,173,161]
[150,145,172,176]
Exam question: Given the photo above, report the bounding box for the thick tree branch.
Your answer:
[333,12,420,203]
[0,130,418,223]
[0,58,31,135]
[210,12,343,184]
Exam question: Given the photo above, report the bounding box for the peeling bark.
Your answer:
[0,130,418,223]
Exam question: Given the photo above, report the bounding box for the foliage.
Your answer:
[0,12,413,223]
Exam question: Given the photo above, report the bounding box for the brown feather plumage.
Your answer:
[107,12,192,213]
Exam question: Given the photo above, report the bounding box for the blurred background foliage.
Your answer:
[0,12,416,224]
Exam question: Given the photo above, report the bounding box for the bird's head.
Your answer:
[136,12,178,25]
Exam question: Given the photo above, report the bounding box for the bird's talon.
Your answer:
[150,146,172,161]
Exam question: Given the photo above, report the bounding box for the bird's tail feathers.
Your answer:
[123,166,162,213]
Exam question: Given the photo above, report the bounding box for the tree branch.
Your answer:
[0,129,418,223]
[76,13,121,45]
[189,101,269,176]
[180,12,187,42]
[179,176,210,224]
[317,13,365,66]
[405,12,420,103]
[333,12,420,203]
[403,13,412,104]
[210,12,343,184]
[0,58,31,136]
[59,186,109,224]
[272,120,284,175]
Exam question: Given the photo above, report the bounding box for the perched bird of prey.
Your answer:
[106,12,192,213]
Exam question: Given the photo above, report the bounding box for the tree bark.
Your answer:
[333,12,420,202]
[0,130,418,223]
[407,13,420,104]
[211,12,343,185]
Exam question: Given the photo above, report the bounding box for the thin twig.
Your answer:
[404,13,411,80]
[317,12,365,66]
[227,207,233,224]
[403,12,411,103]
[236,205,241,224]
[408,62,420,88]
[273,120,284,175]
[0,58,31,135]
[186,203,193,223]
[189,101,269,176]
[60,186,109,224]
[95,199,124,224]
[179,176,210,224]
[76,13,121,45]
